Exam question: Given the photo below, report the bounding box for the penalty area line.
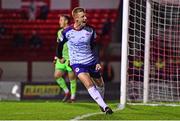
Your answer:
[70,108,120,121]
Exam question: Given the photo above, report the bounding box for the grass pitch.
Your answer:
[0,101,180,120]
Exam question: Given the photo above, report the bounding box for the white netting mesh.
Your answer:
[127,0,180,103]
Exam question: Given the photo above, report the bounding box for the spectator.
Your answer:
[155,58,165,80]
[12,32,25,48]
[100,18,112,37]
[0,23,6,37]
[100,60,114,83]
[29,30,42,48]
[0,68,3,80]
[132,58,144,82]
[28,0,36,21]
[39,4,49,20]
[98,18,112,58]
[21,9,28,20]
[155,58,165,70]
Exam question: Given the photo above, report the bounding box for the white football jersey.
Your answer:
[60,25,98,65]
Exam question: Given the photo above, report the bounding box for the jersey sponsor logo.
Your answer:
[67,33,75,39]
[75,67,80,72]
[67,34,70,38]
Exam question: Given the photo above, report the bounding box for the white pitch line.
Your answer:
[71,103,180,120]
[70,108,120,121]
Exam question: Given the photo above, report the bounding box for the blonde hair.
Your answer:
[72,7,85,18]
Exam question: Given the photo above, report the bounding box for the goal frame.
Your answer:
[119,0,159,108]
[119,0,180,108]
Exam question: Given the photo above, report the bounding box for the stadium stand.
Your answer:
[0,9,118,61]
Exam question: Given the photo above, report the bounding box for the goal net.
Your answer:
[121,0,180,105]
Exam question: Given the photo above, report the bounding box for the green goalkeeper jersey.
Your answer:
[57,29,69,60]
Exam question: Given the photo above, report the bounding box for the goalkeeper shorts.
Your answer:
[55,59,72,72]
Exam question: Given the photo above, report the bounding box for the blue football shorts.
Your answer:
[71,63,101,78]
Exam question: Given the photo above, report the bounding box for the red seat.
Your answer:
[0,8,118,61]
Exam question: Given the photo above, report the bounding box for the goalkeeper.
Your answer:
[54,15,77,103]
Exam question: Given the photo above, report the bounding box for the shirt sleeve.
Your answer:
[56,31,67,59]
[57,29,63,43]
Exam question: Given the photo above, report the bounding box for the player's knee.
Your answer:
[68,71,76,80]
[85,82,94,89]
[97,83,104,88]
[95,78,104,87]
[54,72,63,79]
[98,81,104,87]
[69,75,76,80]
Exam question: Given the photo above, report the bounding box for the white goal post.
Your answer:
[120,0,180,108]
